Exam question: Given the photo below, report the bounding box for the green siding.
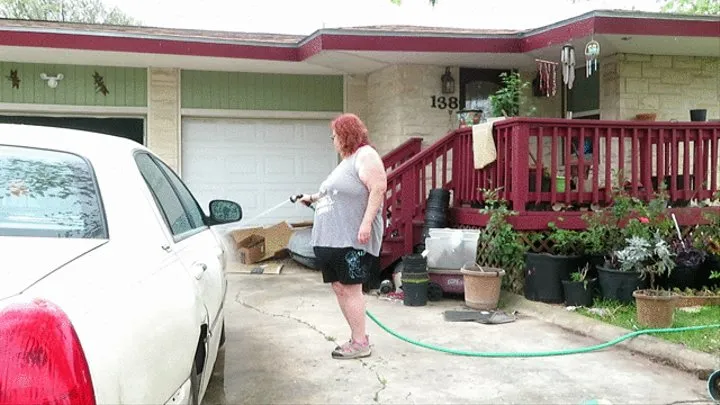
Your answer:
[181,70,343,111]
[568,66,600,112]
[0,62,147,107]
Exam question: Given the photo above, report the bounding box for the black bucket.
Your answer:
[597,265,649,304]
[402,276,428,306]
[524,253,584,303]
[562,278,598,307]
[401,254,428,306]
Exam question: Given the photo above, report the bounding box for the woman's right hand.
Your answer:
[297,194,314,206]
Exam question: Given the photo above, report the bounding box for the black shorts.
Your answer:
[313,246,379,285]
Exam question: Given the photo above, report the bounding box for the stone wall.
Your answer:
[601,54,720,121]
[347,65,563,155]
[147,67,181,172]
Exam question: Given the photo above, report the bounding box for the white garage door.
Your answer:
[181,118,338,226]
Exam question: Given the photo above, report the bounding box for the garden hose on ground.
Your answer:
[365,309,720,358]
[365,310,720,400]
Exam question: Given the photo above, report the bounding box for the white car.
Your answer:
[0,124,242,405]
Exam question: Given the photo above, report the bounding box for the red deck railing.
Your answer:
[380,118,720,270]
[455,118,720,211]
[382,137,422,171]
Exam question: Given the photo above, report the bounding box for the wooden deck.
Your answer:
[380,118,720,270]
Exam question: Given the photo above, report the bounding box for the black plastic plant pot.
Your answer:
[524,253,585,304]
[562,278,598,307]
[596,265,649,304]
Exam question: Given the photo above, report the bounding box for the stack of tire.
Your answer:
[417,188,451,252]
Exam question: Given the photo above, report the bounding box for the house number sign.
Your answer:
[430,96,459,110]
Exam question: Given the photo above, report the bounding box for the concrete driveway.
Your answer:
[202,260,713,405]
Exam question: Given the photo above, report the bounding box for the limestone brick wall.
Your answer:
[601,54,720,121]
[344,74,368,124]
[597,54,720,186]
[147,67,181,172]
[363,65,459,155]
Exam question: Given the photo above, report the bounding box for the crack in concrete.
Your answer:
[236,294,388,403]
[235,294,334,341]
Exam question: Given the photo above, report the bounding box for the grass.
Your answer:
[577,298,720,355]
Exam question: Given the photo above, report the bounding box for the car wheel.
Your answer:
[219,321,226,348]
[189,355,201,405]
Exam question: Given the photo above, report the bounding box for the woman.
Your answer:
[295,113,387,360]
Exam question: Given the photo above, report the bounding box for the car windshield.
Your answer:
[0,145,107,239]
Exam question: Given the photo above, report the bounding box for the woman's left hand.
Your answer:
[358,222,371,244]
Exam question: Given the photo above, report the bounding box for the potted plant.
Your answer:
[488,71,536,118]
[663,236,707,290]
[524,220,586,304]
[619,234,677,328]
[463,188,526,310]
[561,263,598,307]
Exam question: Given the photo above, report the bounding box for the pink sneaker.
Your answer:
[332,335,371,359]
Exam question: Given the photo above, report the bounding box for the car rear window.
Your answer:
[0,145,107,239]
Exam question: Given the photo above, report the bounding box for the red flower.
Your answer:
[639,217,650,224]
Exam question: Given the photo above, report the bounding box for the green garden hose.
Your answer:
[365,309,720,358]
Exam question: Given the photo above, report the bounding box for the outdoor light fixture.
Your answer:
[40,73,64,89]
[441,67,455,94]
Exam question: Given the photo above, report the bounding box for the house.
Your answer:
[0,10,718,231]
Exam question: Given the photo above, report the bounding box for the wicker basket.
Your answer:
[633,289,677,328]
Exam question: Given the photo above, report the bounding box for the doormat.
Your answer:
[443,309,516,324]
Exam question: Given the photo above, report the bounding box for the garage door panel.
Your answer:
[182,117,338,226]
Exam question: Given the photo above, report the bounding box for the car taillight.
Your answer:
[0,298,96,405]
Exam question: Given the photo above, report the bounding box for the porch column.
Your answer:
[147,67,181,173]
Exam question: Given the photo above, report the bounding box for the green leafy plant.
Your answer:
[570,263,591,290]
[614,234,675,289]
[547,220,586,256]
[488,71,536,118]
[476,188,527,273]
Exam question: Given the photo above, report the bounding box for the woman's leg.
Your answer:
[332,281,367,344]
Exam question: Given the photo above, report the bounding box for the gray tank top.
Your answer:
[310,147,383,257]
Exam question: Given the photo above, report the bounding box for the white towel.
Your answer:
[472,117,505,169]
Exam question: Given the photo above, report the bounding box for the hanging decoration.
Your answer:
[534,59,558,97]
[560,44,576,90]
[6,69,20,89]
[93,71,109,96]
[584,39,601,78]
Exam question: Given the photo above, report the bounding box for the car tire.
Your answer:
[219,321,226,348]
[189,355,201,405]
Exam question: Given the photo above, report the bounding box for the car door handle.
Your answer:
[193,262,208,279]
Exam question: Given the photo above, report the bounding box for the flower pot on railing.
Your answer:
[690,109,707,122]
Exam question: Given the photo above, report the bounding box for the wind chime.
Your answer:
[560,44,576,90]
[534,59,558,97]
[584,39,600,78]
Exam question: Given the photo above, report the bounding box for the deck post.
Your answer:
[510,121,530,213]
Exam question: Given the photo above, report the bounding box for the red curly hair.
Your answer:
[331,113,371,157]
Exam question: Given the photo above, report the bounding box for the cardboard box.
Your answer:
[231,221,294,263]
[237,234,266,264]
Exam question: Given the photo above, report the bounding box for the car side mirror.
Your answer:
[208,200,242,224]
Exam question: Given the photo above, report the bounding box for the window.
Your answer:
[0,145,107,239]
[134,153,199,238]
[152,156,206,229]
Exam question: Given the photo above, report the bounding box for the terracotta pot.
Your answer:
[460,262,505,310]
[633,289,678,328]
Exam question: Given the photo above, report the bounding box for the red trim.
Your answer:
[0,14,717,61]
[594,16,720,37]
[0,30,299,61]
[318,34,521,53]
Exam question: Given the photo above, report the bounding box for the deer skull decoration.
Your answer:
[40,73,64,89]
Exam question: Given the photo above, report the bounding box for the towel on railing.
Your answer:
[472,117,505,169]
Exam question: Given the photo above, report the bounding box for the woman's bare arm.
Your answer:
[356,147,388,244]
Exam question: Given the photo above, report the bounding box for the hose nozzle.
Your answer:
[290,194,304,203]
